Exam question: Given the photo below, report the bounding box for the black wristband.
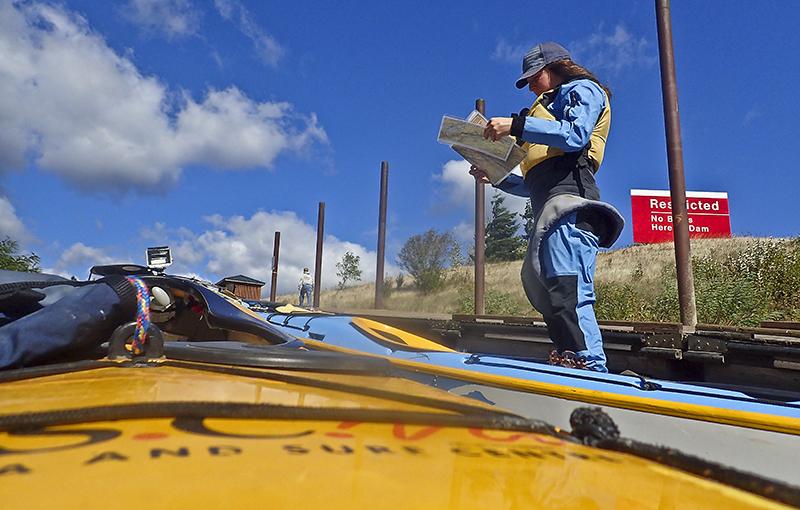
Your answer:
[510,114,526,138]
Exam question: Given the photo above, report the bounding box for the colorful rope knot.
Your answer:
[126,276,151,355]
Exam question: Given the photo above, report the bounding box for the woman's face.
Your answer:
[527,68,556,96]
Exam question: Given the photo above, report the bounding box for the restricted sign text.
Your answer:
[630,189,731,244]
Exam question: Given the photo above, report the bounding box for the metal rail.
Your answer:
[343,310,800,393]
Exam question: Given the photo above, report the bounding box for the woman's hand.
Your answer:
[483,117,513,141]
[469,166,491,184]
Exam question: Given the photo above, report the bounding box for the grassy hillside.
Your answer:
[277,237,800,326]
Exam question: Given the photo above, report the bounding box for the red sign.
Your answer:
[630,189,731,244]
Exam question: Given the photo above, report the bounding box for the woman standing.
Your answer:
[479,42,624,372]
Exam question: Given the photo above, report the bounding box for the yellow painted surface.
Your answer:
[0,418,789,509]
[351,317,455,352]
[0,364,499,416]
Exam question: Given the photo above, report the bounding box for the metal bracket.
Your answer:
[108,322,165,362]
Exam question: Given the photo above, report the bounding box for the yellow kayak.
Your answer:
[0,352,796,509]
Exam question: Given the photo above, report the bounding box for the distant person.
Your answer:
[476,42,624,372]
[298,267,313,307]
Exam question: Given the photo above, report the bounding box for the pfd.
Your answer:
[519,82,611,176]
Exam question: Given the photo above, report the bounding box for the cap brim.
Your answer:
[515,65,543,89]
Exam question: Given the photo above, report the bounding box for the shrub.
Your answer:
[381,277,394,298]
[456,286,528,316]
[595,238,800,325]
[335,251,362,290]
[397,230,459,294]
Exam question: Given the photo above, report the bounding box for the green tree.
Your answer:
[0,237,40,272]
[397,230,459,293]
[520,199,535,238]
[486,194,525,261]
[335,251,362,289]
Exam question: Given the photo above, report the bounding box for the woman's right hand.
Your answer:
[469,166,491,184]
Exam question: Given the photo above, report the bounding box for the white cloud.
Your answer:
[213,0,285,66]
[491,25,655,77]
[0,196,30,243]
[432,159,528,217]
[742,108,762,127]
[491,38,530,64]
[141,210,398,295]
[433,159,476,210]
[123,0,201,39]
[0,2,325,190]
[46,242,122,278]
[569,24,656,75]
[452,221,473,244]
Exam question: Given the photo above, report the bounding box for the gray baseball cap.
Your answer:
[515,42,571,89]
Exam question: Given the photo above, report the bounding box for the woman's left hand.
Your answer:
[483,117,513,141]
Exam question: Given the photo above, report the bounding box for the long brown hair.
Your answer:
[547,59,612,100]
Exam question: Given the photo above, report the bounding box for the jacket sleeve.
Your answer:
[494,173,528,197]
[519,81,605,152]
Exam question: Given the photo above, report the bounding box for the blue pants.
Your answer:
[299,284,312,307]
[521,213,607,372]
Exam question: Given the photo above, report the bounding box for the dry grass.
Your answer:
[277,237,785,317]
[595,236,767,285]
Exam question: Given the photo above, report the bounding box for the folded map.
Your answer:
[437,110,526,185]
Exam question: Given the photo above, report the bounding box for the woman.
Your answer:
[478,42,624,372]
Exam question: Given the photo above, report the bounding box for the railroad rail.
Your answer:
[335,310,800,393]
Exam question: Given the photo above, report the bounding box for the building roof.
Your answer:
[215,274,266,286]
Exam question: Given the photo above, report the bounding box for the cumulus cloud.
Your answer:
[0,1,325,190]
[123,0,201,39]
[213,0,285,66]
[0,196,30,243]
[432,159,528,217]
[569,24,656,75]
[46,242,122,278]
[141,211,398,295]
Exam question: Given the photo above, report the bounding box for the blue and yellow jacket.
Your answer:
[494,78,623,274]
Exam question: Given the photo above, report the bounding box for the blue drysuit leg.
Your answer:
[531,212,607,372]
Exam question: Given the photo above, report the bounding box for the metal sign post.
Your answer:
[655,0,698,329]
[313,202,325,309]
[269,231,280,302]
[473,98,486,315]
[375,161,389,309]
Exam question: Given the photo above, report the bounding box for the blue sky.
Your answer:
[2,0,799,294]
